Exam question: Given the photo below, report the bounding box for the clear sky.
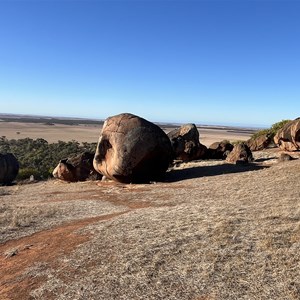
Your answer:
[0,0,299,127]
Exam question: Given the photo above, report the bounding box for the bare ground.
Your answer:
[1,149,300,299]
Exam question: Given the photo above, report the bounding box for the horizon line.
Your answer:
[0,112,267,130]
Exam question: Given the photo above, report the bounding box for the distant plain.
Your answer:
[0,114,255,146]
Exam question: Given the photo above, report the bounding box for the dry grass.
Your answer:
[1,150,300,299]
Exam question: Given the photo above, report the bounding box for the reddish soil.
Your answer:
[0,211,128,300]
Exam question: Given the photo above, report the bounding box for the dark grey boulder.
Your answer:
[0,153,19,185]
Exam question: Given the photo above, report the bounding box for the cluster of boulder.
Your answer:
[90,113,253,183]
[2,114,298,185]
[58,113,300,183]
[246,118,300,152]
[167,122,251,163]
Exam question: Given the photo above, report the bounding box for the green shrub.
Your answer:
[17,168,41,180]
[250,120,291,140]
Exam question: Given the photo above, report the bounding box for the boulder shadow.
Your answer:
[165,163,269,182]
[254,157,277,163]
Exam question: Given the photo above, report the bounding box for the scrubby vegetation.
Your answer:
[250,119,290,140]
[0,137,97,180]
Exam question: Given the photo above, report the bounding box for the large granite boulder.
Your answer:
[226,143,253,164]
[53,152,99,182]
[274,118,300,151]
[0,153,19,185]
[167,123,207,161]
[207,140,234,159]
[246,133,272,151]
[93,113,173,183]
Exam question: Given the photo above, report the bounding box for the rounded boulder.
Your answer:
[93,113,173,183]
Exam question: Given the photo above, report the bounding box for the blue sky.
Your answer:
[0,0,299,127]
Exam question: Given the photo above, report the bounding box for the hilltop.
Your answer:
[1,149,300,299]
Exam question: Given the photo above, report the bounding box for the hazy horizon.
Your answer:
[0,111,268,129]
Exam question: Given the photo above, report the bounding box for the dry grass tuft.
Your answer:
[1,150,300,299]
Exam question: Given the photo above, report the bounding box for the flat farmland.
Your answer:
[0,120,254,146]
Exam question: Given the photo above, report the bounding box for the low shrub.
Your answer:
[17,168,43,180]
[250,120,290,141]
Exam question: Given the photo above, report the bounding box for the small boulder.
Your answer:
[274,118,300,151]
[167,124,207,161]
[53,152,99,182]
[207,140,234,159]
[246,133,272,151]
[226,143,253,164]
[93,113,173,183]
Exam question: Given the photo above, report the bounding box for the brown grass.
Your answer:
[1,149,300,299]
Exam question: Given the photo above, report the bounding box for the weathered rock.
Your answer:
[247,134,272,151]
[167,124,207,161]
[53,152,100,182]
[207,140,234,159]
[225,143,253,164]
[93,113,173,183]
[0,153,19,184]
[274,118,300,151]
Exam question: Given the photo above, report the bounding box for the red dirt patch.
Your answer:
[0,211,129,300]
